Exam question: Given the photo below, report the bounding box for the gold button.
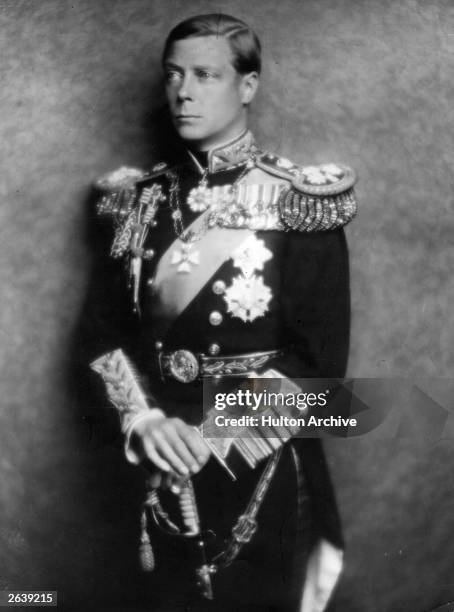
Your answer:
[212,280,226,295]
[209,311,223,326]
[208,343,221,355]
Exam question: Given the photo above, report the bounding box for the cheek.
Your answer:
[165,85,177,103]
[212,86,241,111]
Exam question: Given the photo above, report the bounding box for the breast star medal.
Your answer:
[231,234,272,277]
[223,235,274,322]
[171,242,200,273]
[224,274,272,322]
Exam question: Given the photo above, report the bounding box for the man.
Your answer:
[89,13,357,612]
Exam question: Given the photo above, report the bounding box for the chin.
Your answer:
[174,124,207,143]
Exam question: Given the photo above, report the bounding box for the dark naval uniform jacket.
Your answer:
[86,130,357,611]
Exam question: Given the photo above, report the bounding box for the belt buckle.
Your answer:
[168,349,199,383]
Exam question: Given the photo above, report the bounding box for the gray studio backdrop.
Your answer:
[1,1,453,611]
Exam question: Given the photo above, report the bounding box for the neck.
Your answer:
[193,123,249,153]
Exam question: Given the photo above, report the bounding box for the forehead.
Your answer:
[164,35,235,70]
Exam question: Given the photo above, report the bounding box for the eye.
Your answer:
[195,69,216,81]
[165,70,182,84]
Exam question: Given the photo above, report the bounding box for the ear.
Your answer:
[239,72,259,105]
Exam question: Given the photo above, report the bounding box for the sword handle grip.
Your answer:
[178,478,200,536]
[177,480,215,600]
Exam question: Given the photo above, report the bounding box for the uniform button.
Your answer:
[144,249,155,260]
[147,278,154,286]
[208,343,221,356]
[209,311,223,326]
[155,341,163,350]
[212,280,226,295]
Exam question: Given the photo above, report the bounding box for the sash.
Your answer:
[151,218,252,337]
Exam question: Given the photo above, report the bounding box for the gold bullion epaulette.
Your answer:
[95,162,169,218]
[256,152,357,231]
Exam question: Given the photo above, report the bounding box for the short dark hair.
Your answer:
[162,13,261,75]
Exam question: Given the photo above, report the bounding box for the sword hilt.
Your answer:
[177,479,215,599]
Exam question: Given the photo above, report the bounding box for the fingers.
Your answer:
[152,429,191,476]
[163,473,185,494]
[142,437,172,473]
[149,472,163,488]
[148,471,186,495]
[164,432,199,474]
[161,472,174,490]
[138,417,211,476]
[167,420,210,473]
[177,425,211,468]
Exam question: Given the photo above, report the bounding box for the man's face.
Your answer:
[164,36,257,150]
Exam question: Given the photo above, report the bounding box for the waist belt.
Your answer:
[158,349,282,383]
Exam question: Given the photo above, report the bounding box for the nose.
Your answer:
[177,73,194,102]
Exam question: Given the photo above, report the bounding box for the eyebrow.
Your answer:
[164,61,222,72]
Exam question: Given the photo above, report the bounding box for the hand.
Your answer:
[130,413,211,477]
[147,471,187,494]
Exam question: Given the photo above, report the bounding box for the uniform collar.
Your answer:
[187,129,257,175]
